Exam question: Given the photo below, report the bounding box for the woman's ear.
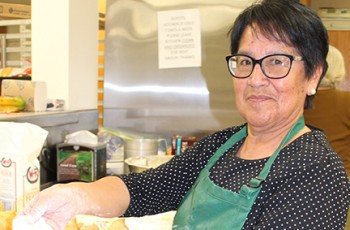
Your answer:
[307,65,323,95]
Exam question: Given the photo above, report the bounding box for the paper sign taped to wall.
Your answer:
[157,9,201,69]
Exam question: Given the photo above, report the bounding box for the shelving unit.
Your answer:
[0,19,31,69]
[321,17,350,88]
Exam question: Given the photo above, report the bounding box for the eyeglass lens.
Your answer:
[228,55,292,79]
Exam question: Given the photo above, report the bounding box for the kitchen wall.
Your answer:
[31,0,99,110]
[103,0,250,141]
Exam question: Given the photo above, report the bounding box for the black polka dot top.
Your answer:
[119,125,350,229]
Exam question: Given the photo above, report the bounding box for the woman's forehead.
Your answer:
[248,24,291,45]
[238,26,296,55]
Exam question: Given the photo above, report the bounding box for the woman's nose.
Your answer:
[248,63,268,84]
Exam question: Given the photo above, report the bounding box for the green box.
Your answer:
[57,143,106,182]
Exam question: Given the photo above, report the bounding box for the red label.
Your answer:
[26,166,39,184]
[1,157,12,167]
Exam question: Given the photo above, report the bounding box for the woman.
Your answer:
[15,0,350,229]
[304,45,350,176]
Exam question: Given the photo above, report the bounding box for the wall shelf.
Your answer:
[0,19,31,69]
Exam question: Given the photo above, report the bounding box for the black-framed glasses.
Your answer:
[225,54,304,79]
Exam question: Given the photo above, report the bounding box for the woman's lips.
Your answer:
[247,94,272,102]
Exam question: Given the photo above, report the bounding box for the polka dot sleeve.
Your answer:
[118,126,350,229]
[119,126,236,217]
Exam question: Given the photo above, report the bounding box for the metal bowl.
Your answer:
[125,155,173,173]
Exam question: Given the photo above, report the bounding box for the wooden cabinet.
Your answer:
[299,0,310,6]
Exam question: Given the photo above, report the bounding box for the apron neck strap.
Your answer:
[250,115,305,186]
[204,125,248,168]
[203,115,305,185]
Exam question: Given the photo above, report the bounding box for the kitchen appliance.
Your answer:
[103,0,251,141]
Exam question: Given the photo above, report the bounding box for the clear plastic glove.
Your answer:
[13,176,130,230]
[14,183,86,230]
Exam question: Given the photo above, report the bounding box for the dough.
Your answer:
[64,217,81,230]
[0,211,16,230]
[107,219,128,230]
[12,215,52,230]
[65,216,128,230]
[64,211,175,230]
[125,211,175,230]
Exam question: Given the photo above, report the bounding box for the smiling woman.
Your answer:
[229,26,316,148]
[13,1,350,229]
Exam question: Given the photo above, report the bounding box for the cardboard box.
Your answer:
[57,143,107,182]
[0,76,31,95]
[1,79,47,112]
[0,3,31,19]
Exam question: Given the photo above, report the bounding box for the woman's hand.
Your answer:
[13,176,130,230]
[14,183,83,230]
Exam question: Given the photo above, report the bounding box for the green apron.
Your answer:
[173,116,305,230]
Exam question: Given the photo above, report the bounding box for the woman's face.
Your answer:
[233,26,320,130]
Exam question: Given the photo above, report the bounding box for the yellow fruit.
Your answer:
[0,96,26,113]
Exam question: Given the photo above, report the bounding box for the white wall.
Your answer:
[31,0,99,110]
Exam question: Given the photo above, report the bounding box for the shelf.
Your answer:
[0,19,31,26]
[322,18,350,30]
[0,19,31,68]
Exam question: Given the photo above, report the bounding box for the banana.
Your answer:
[0,96,26,113]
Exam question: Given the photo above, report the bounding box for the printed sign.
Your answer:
[157,9,201,69]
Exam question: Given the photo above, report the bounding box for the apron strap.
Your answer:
[204,125,247,169]
[247,115,305,187]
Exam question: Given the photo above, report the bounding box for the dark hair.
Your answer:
[228,0,329,109]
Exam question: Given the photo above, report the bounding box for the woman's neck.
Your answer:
[236,125,310,160]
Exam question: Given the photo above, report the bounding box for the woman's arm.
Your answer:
[78,176,130,217]
[15,176,130,230]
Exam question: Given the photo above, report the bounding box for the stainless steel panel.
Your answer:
[104,0,251,140]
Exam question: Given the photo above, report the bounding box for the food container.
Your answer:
[56,143,106,182]
[106,160,124,176]
[125,155,173,173]
[124,139,159,159]
[171,135,197,155]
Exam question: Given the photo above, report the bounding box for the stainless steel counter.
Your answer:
[0,109,99,186]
